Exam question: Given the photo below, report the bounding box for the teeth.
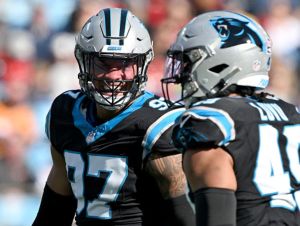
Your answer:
[217,24,227,30]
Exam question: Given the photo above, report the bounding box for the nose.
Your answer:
[104,68,124,80]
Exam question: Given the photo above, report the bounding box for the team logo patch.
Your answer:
[210,17,264,51]
[86,125,109,144]
[86,131,96,143]
[252,60,261,71]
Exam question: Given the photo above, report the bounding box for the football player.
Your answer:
[161,10,300,226]
[32,8,195,226]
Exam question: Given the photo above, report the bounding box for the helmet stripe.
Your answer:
[119,9,128,45]
[103,8,111,45]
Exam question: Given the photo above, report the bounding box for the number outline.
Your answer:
[64,151,128,219]
[253,124,300,211]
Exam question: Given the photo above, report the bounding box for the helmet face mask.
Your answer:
[161,10,272,106]
[75,8,153,110]
[162,49,204,106]
[92,57,138,78]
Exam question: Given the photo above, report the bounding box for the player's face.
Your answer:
[92,58,137,97]
[93,58,136,80]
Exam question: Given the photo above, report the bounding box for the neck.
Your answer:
[95,104,122,123]
[228,93,240,97]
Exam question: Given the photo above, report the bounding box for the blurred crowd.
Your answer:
[0,0,300,225]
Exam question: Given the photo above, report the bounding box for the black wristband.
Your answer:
[164,194,196,226]
[193,187,236,226]
[32,184,77,226]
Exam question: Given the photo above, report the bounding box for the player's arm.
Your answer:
[145,153,195,226]
[32,146,76,226]
[183,146,237,226]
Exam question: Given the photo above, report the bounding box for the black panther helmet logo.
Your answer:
[210,17,265,52]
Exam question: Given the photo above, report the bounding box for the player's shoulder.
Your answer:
[186,96,262,125]
[188,96,248,114]
[141,91,170,111]
[188,95,300,122]
[193,96,250,107]
[262,95,300,121]
[134,91,185,128]
[50,89,84,115]
[137,91,180,116]
[270,95,300,113]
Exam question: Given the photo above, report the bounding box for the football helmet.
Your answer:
[75,8,153,110]
[161,10,272,106]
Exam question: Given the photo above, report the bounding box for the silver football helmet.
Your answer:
[161,10,272,106]
[75,8,153,110]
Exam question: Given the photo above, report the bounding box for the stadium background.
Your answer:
[0,0,300,225]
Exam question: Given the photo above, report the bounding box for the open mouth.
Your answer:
[217,24,229,38]
[94,79,134,93]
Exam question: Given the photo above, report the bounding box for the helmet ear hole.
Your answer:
[209,64,229,73]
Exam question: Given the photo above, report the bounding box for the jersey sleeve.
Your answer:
[173,105,236,150]
[45,108,51,141]
[142,108,185,159]
[44,90,82,154]
[44,94,66,152]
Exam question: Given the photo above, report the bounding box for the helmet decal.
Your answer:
[102,8,128,45]
[210,17,265,52]
[161,11,272,105]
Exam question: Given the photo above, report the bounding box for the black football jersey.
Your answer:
[45,90,184,226]
[174,95,300,226]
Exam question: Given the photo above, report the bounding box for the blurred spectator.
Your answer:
[35,0,77,32]
[147,0,193,96]
[0,27,38,194]
[68,0,119,33]
[147,0,168,29]
[0,0,33,28]
[266,55,299,104]
[0,188,40,226]
[188,0,224,14]
[29,4,54,61]
[0,73,38,188]
[263,0,300,66]
[4,29,35,60]
[47,32,79,100]
[124,0,150,25]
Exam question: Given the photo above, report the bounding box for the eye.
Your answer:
[94,62,109,75]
